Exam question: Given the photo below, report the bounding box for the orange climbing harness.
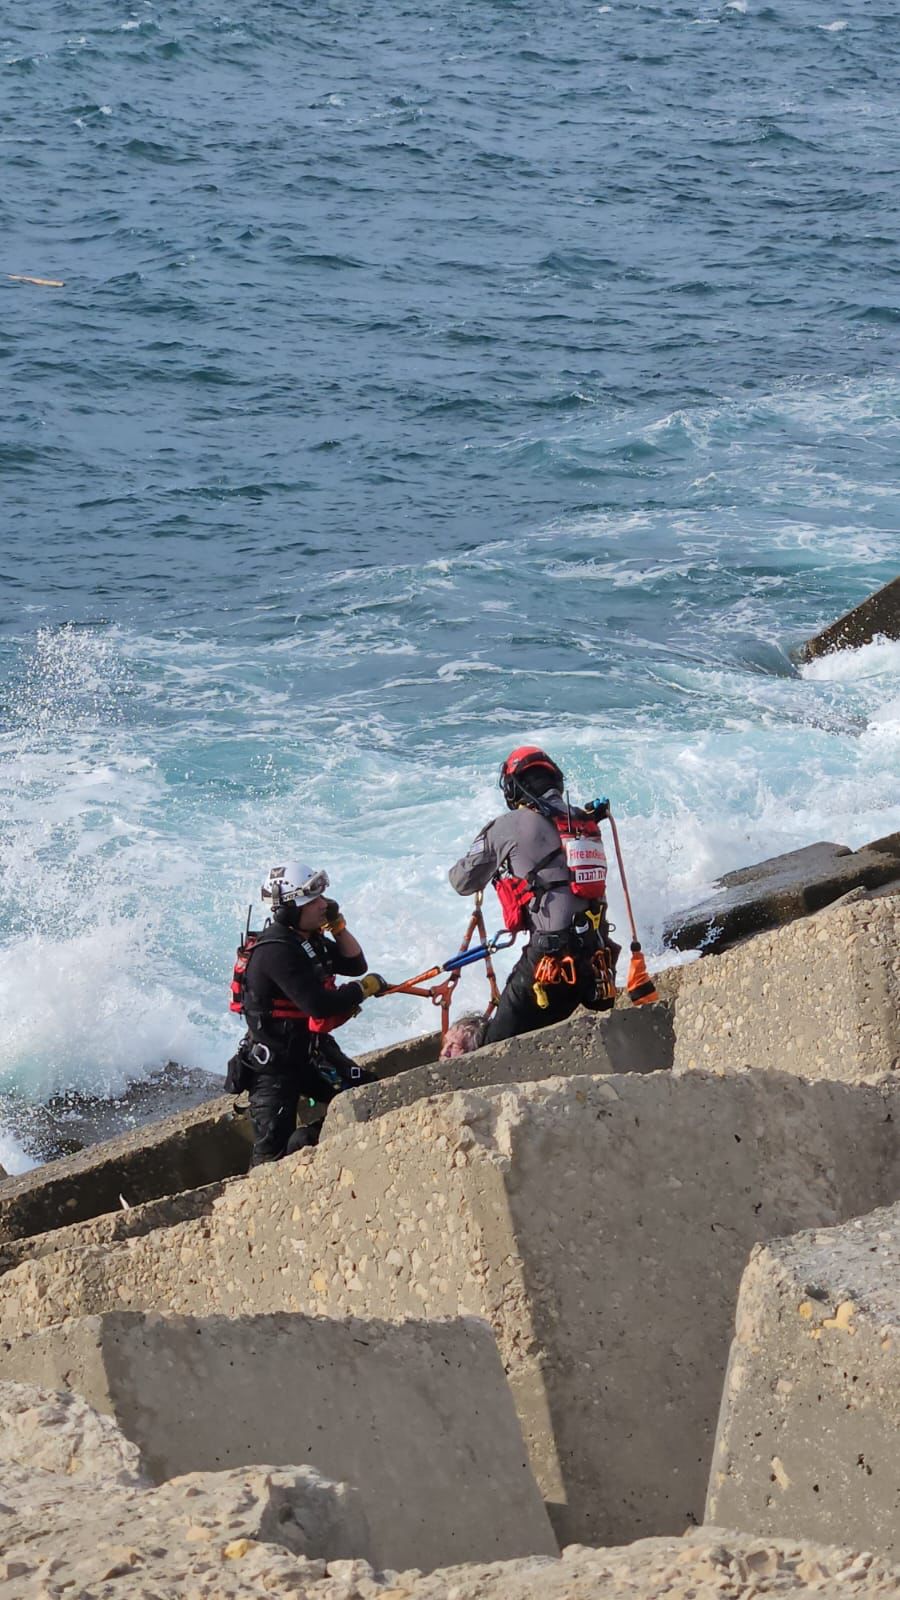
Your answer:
[531,952,578,1010]
[381,894,509,1035]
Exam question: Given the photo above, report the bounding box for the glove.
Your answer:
[359,973,388,999]
[587,796,610,820]
[321,899,346,936]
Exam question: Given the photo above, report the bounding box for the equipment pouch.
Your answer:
[493,874,532,935]
[224,1048,254,1095]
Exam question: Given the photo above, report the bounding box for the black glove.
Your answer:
[359,973,388,998]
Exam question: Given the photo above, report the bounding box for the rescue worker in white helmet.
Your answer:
[227,861,387,1165]
[448,747,620,1044]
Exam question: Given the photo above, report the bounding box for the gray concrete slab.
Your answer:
[797,575,900,661]
[1,1073,896,1550]
[674,890,900,1082]
[322,1004,674,1137]
[0,1311,558,1574]
[663,836,900,954]
[707,1203,900,1556]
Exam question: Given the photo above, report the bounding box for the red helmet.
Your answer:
[499,746,564,808]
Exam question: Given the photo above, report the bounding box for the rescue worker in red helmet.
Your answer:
[448,749,620,1044]
[226,861,388,1165]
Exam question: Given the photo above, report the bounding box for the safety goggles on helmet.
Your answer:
[261,861,330,909]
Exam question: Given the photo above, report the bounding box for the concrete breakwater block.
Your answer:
[0,1030,441,1248]
[0,1096,253,1245]
[707,1203,900,1557]
[2,1072,896,1549]
[0,1311,557,1574]
[674,890,900,1082]
[323,1004,674,1137]
[663,835,900,954]
[796,574,900,662]
[2,1382,898,1600]
[0,1378,372,1590]
[0,1178,231,1281]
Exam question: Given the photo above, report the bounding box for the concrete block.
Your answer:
[323,1004,674,1137]
[0,1030,441,1249]
[674,891,900,1082]
[0,1396,369,1593]
[0,1379,146,1485]
[797,574,900,661]
[0,1097,252,1245]
[664,836,900,954]
[0,1072,895,1549]
[0,1179,231,1280]
[707,1204,900,1556]
[0,1310,556,1574]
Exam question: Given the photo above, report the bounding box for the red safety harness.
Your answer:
[229,926,348,1035]
[493,814,608,935]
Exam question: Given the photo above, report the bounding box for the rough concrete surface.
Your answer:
[663,837,900,954]
[0,1095,252,1244]
[0,1310,557,1573]
[797,574,900,660]
[0,1384,896,1598]
[0,1379,146,1485]
[707,1203,900,1555]
[0,1453,369,1596]
[1,1072,895,1549]
[324,1003,674,1137]
[675,891,900,1081]
[0,1031,441,1249]
[0,1177,231,1279]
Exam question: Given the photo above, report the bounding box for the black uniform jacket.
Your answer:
[243,921,367,1069]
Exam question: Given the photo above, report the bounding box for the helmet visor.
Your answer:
[297,867,329,900]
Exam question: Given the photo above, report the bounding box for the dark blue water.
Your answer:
[1,0,898,1162]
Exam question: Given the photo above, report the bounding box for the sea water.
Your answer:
[1,1,898,1169]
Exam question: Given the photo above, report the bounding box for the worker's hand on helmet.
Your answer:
[359,972,389,999]
[320,899,346,936]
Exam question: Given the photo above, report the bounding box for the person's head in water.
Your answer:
[262,861,330,932]
[499,746,564,811]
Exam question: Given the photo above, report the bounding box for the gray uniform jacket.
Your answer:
[449,797,583,936]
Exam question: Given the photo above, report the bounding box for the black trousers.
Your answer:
[482,949,582,1044]
[247,1065,335,1166]
[246,1034,374,1167]
[483,935,619,1047]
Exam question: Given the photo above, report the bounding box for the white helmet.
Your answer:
[261,861,330,910]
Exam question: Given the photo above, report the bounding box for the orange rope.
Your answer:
[381,894,502,1033]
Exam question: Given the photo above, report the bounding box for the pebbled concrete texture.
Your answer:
[0,1096,252,1245]
[323,1003,674,1137]
[0,1177,231,1279]
[0,1310,556,1574]
[0,1071,895,1549]
[674,891,900,1082]
[707,1203,900,1556]
[0,1376,897,1600]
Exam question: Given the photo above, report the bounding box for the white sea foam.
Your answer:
[1,585,898,1135]
[800,635,900,685]
[820,20,848,32]
[0,1127,31,1177]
